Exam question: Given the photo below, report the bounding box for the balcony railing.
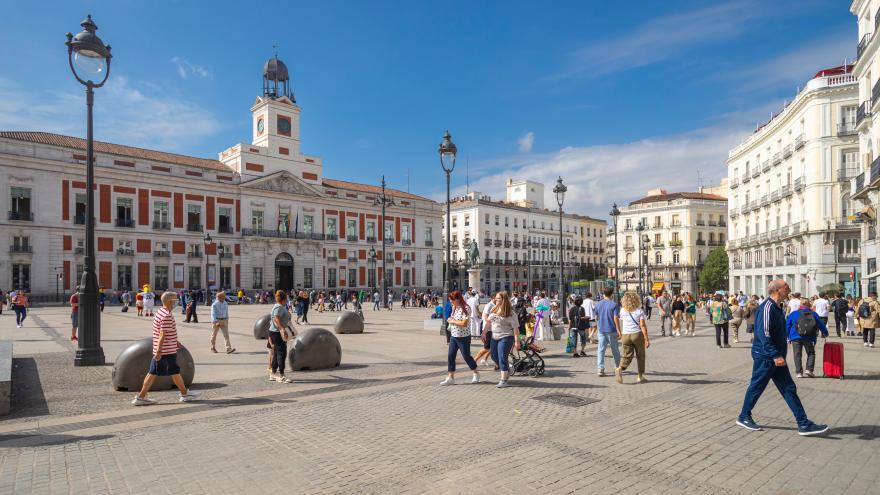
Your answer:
[872,156,880,184]
[187,223,203,232]
[327,256,337,262]
[794,134,805,149]
[624,245,634,252]
[838,166,859,182]
[188,252,203,258]
[74,247,84,254]
[781,184,792,198]
[153,220,171,230]
[220,252,233,259]
[780,226,790,237]
[708,220,718,226]
[783,144,793,158]
[504,241,512,248]
[346,235,358,242]
[695,239,706,246]
[116,218,135,228]
[241,228,324,240]
[858,100,872,127]
[348,256,358,262]
[218,225,234,234]
[719,220,727,227]
[772,152,782,165]
[752,167,762,178]
[730,178,739,189]
[695,220,706,226]
[793,177,805,192]
[326,233,338,241]
[742,174,751,183]
[402,258,412,264]
[762,159,771,172]
[770,191,780,203]
[401,239,412,246]
[493,240,502,247]
[858,33,872,60]
[835,216,858,229]
[117,248,134,256]
[838,122,858,137]
[8,211,33,221]
[9,245,32,253]
[154,250,170,257]
[74,214,85,225]
[839,253,861,263]
[760,195,770,207]
[730,210,739,219]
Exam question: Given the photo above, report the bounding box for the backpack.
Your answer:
[859,301,871,319]
[795,311,818,338]
[721,303,732,322]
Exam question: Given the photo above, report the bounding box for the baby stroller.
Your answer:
[510,336,545,377]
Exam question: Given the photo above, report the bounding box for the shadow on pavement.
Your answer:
[191,382,228,390]
[825,425,880,440]
[0,433,115,448]
[506,380,605,389]
[9,357,50,419]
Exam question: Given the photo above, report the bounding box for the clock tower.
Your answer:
[251,55,301,155]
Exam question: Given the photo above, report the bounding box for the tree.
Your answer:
[699,247,729,292]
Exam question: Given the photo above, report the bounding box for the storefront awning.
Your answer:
[652,282,665,291]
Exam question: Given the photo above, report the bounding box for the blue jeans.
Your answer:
[739,356,809,428]
[14,305,26,325]
[490,336,514,372]
[569,328,587,350]
[597,332,620,371]
[447,336,478,373]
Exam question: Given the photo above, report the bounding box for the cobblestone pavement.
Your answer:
[1,306,879,494]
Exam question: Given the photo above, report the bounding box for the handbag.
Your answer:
[281,324,294,342]
[721,303,733,322]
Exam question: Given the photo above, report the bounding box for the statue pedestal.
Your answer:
[467,268,481,291]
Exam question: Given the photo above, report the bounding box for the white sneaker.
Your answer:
[871,344,875,348]
[439,377,455,386]
[865,343,870,347]
[796,373,803,378]
[496,380,509,388]
[268,373,278,382]
[471,373,481,384]
[131,396,157,406]
[178,390,201,402]
[478,359,487,367]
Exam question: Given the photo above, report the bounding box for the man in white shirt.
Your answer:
[787,292,802,315]
[581,292,597,343]
[812,293,830,325]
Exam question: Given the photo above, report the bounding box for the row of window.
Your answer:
[622,231,725,247]
[623,251,703,265]
[622,212,724,229]
[450,212,603,237]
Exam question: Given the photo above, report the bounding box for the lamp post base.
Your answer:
[74,347,106,367]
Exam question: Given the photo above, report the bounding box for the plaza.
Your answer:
[1,304,879,494]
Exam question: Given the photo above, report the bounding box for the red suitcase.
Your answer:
[822,341,844,379]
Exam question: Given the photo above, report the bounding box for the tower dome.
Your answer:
[262,55,294,101]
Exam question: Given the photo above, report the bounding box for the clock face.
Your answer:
[257,118,265,134]
[277,117,291,135]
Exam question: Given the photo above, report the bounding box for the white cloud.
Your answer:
[549,1,759,81]
[0,76,223,153]
[517,131,534,153]
[171,56,212,79]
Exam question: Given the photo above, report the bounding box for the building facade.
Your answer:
[851,0,880,296]
[613,188,728,295]
[727,65,860,297]
[0,56,443,298]
[443,179,607,294]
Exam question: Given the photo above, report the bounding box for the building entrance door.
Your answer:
[275,252,294,291]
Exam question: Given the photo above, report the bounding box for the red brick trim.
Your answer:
[152,165,171,173]
[303,172,318,180]
[185,170,203,177]
[245,162,264,172]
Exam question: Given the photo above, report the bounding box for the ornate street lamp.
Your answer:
[635,221,646,296]
[204,233,212,296]
[609,203,620,300]
[218,243,226,290]
[67,15,111,366]
[439,130,457,335]
[368,246,377,293]
[373,178,395,307]
[553,176,567,321]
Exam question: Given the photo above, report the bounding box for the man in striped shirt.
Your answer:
[132,291,200,406]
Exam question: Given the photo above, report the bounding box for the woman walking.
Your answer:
[671,295,685,337]
[728,296,745,344]
[709,293,732,348]
[268,290,294,383]
[616,292,650,383]
[440,290,480,386]
[299,291,311,324]
[684,294,697,335]
[484,291,520,388]
[11,290,30,328]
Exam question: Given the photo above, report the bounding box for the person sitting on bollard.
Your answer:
[132,291,201,406]
[210,291,235,354]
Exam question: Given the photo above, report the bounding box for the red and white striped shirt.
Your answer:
[152,307,178,356]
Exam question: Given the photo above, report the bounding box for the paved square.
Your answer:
[1,304,878,494]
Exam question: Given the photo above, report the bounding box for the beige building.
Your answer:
[612,187,727,295]
[444,179,606,294]
[727,64,860,297]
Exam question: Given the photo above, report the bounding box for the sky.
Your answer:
[0,0,858,220]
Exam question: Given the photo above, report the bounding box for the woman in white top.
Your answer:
[440,290,480,386]
[617,291,651,384]
[482,291,520,387]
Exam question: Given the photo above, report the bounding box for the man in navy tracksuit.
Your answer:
[737,279,829,436]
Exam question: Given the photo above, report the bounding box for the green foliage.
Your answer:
[699,248,729,292]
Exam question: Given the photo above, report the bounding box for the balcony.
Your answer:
[781,184,792,198]
[719,220,727,227]
[730,178,739,189]
[385,257,394,264]
[858,33,873,60]
[386,238,396,245]
[762,159,771,172]
[115,218,135,228]
[308,233,325,241]
[872,156,880,185]
[758,233,768,243]
[793,177,804,192]
[624,244,635,252]
[9,245,32,253]
[770,230,780,241]
[154,250,170,257]
[423,239,432,246]
[751,167,761,178]
[795,134,805,149]
[739,205,749,214]
[493,240,502,247]
[772,152,782,165]
[708,220,718,226]
[187,223,203,232]
[346,235,358,242]
[348,255,358,262]
[730,210,739,219]
[652,223,663,229]
[771,191,780,203]
[744,261,753,269]
[695,220,706,226]
[402,258,412,264]
[857,100,872,128]
[837,122,858,137]
[220,252,233,259]
[188,252,203,258]
[785,254,795,265]
[512,241,521,248]
[783,144,793,158]
[760,195,770,207]
[326,256,337,262]
[780,226,790,237]
[426,257,434,264]
[218,225,234,234]
[117,248,134,256]
[839,253,861,263]
[742,174,751,183]
[837,166,859,182]
[504,241,512,248]
[74,247,84,255]
[8,211,33,221]
[835,216,859,229]
[708,240,723,247]
[153,220,171,230]
[695,239,706,246]
[74,214,85,225]
[401,239,412,246]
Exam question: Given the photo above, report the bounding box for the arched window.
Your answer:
[673,251,680,264]
[655,251,662,265]
[842,192,851,218]
[625,253,632,265]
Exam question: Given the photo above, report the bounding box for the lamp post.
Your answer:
[553,177,567,321]
[609,203,620,300]
[368,246,377,293]
[67,15,111,366]
[635,221,646,296]
[373,177,395,307]
[218,243,226,290]
[439,131,457,333]
[642,235,651,296]
[204,233,212,299]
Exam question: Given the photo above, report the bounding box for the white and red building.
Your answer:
[0,56,443,298]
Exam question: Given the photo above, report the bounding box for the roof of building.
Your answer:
[628,192,726,206]
[0,131,230,171]
[320,178,431,202]
[449,196,605,223]
[813,64,853,78]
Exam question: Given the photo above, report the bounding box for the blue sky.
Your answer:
[0,0,857,218]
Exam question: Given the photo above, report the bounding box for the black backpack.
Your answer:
[796,311,818,338]
[859,301,871,319]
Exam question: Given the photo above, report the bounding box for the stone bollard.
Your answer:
[333,311,364,334]
[111,338,195,392]
[254,314,272,339]
[288,327,342,371]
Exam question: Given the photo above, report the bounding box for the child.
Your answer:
[135,292,144,317]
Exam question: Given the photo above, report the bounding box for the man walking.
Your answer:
[832,293,848,338]
[859,292,880,348]
[581,292,597,344]
[184,290,198,323]
[736,280,828,436]
[210,291,235,354]
[786,297,828,378]
[132,292,200,405]
[657,292,672,336]
[373,290,380,311]
[594,287,622,377]
[812,293,830,327]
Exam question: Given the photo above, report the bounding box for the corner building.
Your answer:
[0,56,443,297]
[726,65,859,296]
[444,179,607,294]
